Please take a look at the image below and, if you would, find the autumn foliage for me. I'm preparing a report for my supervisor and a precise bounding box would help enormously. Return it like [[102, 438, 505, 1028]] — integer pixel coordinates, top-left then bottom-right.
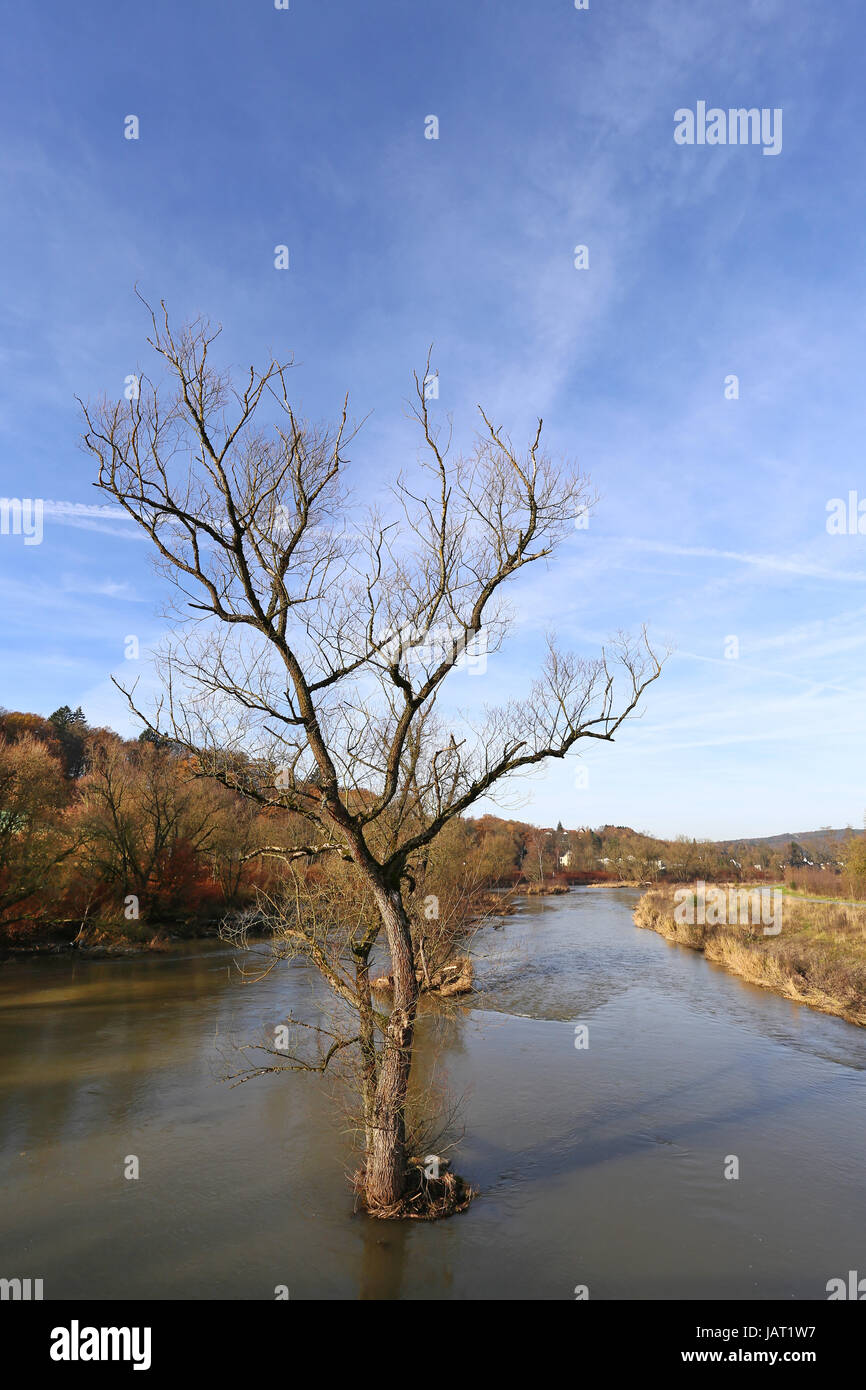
[[0, 706, 280, 943], [1, 705, 861, 948]]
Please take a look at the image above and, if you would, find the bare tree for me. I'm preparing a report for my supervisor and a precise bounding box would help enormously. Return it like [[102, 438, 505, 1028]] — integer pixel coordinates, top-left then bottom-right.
[[79, 301, 664, 1216]]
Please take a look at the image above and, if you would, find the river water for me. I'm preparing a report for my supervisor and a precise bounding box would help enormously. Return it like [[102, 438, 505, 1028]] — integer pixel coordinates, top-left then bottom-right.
[[1, 887, 864, 1300]]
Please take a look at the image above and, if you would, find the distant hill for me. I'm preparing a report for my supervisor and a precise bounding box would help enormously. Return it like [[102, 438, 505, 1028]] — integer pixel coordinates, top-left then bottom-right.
[[714, 828, 854, 852]]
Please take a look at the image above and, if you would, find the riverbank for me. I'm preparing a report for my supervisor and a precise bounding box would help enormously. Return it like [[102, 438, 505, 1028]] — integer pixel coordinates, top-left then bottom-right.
[[2, 884, 523, 960], [0, 919, 223, 958], [634, 886, 866, 1027]]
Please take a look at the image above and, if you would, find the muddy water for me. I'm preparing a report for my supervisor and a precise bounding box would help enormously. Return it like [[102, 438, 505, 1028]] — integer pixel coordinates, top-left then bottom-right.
[[1, 888, 865, 1300]]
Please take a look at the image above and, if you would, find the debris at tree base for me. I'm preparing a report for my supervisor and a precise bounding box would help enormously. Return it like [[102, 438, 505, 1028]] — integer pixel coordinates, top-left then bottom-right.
[[429, 956, 473, 995], [353, 1158, 476, 1220], [370, 955, 473, 997]]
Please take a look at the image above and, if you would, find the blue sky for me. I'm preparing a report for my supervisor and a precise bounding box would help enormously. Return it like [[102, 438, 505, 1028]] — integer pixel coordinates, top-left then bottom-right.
[[1, 0, 865, 840]]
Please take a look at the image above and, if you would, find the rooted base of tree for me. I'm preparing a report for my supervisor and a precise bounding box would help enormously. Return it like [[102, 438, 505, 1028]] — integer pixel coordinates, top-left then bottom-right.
[[353, 1159, 476, 1221]]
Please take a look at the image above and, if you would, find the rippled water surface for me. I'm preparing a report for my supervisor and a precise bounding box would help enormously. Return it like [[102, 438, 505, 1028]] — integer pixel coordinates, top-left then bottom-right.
[[2, 888, 865, 1299]]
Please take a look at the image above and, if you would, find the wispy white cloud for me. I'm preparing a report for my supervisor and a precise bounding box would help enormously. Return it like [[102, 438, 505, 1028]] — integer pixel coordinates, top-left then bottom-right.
[[615, 539, 866, 584], [40, 501, 146, 540]]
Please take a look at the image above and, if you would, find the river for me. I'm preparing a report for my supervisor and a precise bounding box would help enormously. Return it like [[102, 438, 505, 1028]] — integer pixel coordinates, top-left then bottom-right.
[[1, 887, 864, 1300]]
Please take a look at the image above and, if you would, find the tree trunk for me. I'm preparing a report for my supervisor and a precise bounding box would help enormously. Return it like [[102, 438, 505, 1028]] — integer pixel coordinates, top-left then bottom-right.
[[354, 948, 377, 1158], [364, 884, 418, 1211]]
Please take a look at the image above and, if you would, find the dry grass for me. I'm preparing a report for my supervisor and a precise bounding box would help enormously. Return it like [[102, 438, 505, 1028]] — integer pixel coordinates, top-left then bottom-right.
[[634, 887, 866, 1027]]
